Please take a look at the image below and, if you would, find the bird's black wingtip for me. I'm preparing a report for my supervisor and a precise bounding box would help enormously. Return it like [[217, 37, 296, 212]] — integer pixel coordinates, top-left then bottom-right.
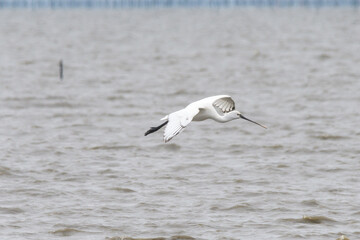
[[144, 121, 168, 137], [144, 127, 156, 136]]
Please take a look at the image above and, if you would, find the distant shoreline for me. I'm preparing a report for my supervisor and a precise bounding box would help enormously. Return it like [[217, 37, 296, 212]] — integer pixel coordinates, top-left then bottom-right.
[[1, 0, 359, 9]]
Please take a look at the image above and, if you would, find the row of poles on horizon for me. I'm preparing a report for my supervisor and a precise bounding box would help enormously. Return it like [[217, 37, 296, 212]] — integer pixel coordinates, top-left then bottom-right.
[[1, 0, 360, 8]]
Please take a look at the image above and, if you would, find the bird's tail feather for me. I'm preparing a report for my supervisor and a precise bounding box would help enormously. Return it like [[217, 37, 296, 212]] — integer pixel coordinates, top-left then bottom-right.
[[160, 115, 169, 121]]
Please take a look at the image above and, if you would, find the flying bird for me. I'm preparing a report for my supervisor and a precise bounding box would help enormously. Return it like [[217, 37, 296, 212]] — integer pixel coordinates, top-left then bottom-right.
[[145, 95, 267, 143]]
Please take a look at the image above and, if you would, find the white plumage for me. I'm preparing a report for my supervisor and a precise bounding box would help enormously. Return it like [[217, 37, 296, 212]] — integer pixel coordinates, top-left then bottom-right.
[[145, 95, 266, 143]]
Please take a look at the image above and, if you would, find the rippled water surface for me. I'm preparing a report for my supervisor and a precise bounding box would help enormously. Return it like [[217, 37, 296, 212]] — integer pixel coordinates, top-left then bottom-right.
[[1, 8, 360, 240]]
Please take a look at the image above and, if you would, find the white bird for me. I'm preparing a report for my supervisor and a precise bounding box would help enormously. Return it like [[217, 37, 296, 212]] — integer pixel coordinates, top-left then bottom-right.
[[145, 95, 267, 143]]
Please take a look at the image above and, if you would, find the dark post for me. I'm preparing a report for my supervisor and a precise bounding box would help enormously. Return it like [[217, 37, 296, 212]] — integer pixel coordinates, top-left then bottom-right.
[[59, 60, 63, 80]]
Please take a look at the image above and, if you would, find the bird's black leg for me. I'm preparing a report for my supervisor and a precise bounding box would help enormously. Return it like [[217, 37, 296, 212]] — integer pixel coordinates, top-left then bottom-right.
[[144, 121, 168, 136]]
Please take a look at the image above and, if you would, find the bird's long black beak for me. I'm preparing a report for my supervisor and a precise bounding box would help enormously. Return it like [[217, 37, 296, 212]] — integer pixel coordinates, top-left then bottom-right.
[[240, 114, 267, 129]]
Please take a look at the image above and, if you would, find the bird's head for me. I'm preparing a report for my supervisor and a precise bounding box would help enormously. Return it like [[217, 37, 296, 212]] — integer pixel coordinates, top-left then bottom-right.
[[230, 110, 267, 129], [226, 110, 242, 120]]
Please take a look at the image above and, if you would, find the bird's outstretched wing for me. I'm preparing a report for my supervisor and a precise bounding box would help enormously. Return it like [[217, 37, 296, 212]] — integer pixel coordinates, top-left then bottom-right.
[[163, 107, 199, 143], [213, 96, 235, 113]]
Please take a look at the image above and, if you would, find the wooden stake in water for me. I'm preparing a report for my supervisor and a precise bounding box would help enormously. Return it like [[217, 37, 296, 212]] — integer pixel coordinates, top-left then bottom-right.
[[59, 60, 63, 80]]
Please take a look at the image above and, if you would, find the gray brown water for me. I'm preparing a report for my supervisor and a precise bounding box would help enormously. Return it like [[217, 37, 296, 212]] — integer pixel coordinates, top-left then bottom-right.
[[1, 9, 360, 240]]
